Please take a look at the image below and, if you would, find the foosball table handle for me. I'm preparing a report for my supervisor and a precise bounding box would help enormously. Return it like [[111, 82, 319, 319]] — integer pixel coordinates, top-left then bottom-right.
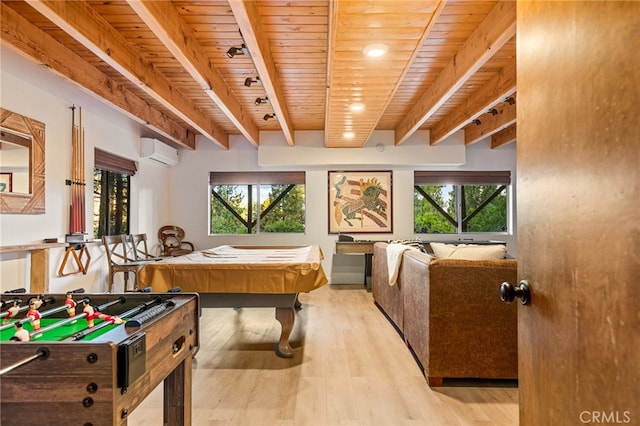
[[125, 300, 176, 327], [0, 347, 50, 376]]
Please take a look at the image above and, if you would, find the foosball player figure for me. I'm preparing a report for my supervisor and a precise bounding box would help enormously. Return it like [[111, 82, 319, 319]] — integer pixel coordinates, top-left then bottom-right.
[[64, 292, 77, 317], [82, 300, 124, 328], [10, 320, 30, 342], [25, 301, 42, 330], [3, 299, 20, 324], [29, 294, 45, 310]]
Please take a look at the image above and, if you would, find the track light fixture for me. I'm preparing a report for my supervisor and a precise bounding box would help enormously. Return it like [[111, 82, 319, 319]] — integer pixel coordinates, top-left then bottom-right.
[[505, 96, 515, 105], [244, 76, 260, 87], [255, 97, 269, 106], [263, 113, 276, 121], [226, 44, 248, 58], [472, 119, 482, 126]]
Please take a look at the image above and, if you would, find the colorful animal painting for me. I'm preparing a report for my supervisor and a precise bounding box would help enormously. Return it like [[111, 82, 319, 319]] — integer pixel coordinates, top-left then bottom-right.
[[330, 172, 391, 233]]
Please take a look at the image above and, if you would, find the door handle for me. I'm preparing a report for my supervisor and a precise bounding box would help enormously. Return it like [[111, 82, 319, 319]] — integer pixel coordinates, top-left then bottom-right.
[[500, 280, 531, 305]]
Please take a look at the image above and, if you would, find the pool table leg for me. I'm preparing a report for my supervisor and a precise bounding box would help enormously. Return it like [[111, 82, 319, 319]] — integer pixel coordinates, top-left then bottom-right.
[[274, 306, 295, 358], [294, 294, 302, 309]]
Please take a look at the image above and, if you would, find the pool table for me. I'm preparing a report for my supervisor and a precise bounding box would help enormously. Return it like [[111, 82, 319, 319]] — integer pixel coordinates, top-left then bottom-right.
[[138, 245, 328, 357]]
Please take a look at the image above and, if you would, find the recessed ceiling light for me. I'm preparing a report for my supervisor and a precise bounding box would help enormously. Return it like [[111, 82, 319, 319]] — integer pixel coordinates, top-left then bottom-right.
[[343, 131, 355, 139], [349, 102, 365, 112], [363, 43, 388, 58]]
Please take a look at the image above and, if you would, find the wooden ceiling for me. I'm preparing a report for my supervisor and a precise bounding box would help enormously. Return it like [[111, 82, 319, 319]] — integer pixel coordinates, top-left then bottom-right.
[[0, 0, 517, 151]]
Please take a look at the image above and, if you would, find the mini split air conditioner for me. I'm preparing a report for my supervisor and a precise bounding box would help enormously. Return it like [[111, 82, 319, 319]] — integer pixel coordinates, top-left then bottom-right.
[[140, 138, 179, 167]]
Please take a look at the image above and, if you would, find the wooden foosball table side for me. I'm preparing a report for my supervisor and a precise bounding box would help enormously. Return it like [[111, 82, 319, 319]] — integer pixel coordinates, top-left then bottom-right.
[[0, 293, 200, 426]]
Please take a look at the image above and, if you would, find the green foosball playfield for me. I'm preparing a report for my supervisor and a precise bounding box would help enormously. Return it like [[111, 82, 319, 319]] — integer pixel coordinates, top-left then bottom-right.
[[1, 317, 119, 341]]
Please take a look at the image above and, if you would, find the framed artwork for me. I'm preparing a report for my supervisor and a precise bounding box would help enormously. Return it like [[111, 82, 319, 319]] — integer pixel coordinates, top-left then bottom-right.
[[328, 170, 392, 234], [0, 172, 12, 192]]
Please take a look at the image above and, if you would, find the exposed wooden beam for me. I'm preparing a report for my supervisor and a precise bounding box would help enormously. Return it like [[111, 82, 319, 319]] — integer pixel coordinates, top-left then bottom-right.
[[464, 98, 517, 145], [395, 0, 516, 145], [430, 58, 516, 145], [229, 0, 295, 146], [25, 0, 228, 149], [0, 3, 195, 149], [127, 0, 259, 146], [491, 123, 517, 148], [324, 0, 337, 145]]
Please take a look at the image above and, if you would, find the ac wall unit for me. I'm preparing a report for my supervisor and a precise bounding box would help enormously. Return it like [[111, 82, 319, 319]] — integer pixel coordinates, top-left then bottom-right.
[[140, 138, 179, 167]]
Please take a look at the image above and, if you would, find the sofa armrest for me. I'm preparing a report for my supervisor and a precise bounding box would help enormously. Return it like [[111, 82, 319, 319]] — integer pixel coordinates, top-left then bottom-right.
[[400, 251, 433, 371], [402, 253, 518, 381], [372, 242, 405, 332]]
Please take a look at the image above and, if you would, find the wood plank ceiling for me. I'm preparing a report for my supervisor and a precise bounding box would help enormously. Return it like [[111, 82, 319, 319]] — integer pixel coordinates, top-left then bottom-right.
[[0, 0, 517, 151]]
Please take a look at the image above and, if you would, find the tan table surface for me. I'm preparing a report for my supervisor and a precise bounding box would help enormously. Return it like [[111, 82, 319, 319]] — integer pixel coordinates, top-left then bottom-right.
[[138, 245, 328, 293]]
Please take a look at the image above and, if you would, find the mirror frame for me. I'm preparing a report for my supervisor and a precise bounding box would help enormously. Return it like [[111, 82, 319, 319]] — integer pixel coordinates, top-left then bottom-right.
[[0, 108, 45, 214]]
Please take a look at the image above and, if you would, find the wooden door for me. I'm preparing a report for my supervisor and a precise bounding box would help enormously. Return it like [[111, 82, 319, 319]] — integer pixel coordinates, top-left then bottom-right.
[[516, 2, 639, 425]]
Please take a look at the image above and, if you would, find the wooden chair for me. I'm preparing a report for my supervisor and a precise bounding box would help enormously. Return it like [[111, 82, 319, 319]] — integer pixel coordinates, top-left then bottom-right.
[[129, 233, 163, 261], [102, 234, 154, 292], [158, 226, 195, 256]]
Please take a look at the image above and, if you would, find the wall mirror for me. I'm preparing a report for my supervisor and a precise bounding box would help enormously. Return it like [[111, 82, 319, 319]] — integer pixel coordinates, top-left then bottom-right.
[[0, 108, 45, 214]]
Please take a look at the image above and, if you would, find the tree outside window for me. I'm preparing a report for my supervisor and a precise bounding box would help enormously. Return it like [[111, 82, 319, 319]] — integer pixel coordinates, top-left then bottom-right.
[[93, 149, 135, 238], [414, 171, 510, 235], [259, 184, 305, 233], [209, 172, 305, 235], [93, 169, 130, 238]]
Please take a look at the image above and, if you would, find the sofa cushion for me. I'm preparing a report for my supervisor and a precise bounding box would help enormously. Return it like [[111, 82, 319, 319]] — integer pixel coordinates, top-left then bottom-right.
[[430, 242, 507, 260]]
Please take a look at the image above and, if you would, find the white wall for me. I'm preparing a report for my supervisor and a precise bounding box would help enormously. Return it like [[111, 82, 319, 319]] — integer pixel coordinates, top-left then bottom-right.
[[1, 46, 517, 290], [0, 47, 172, 293]]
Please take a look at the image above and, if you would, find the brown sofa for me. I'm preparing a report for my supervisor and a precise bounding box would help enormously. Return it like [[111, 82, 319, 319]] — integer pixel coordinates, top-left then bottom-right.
[[372, 242, 518, 386]]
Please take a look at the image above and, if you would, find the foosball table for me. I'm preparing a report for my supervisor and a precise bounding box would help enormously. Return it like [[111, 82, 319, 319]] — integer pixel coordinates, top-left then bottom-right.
[[0, 291, 199, 426]]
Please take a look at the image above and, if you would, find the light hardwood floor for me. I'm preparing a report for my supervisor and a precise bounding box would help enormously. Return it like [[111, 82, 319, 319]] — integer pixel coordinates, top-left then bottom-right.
[[129, 285, 518, 425]]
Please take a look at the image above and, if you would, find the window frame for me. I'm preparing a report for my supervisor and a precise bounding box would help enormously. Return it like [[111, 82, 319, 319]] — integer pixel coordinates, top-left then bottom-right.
[[413, 171, 511, 236], [93, 149, 135, 238], [208, 171, 306, 235]]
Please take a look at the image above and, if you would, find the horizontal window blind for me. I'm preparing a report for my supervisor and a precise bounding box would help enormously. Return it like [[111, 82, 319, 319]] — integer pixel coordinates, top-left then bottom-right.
[[94, 148, 137, 176], [414, 171, 510, 185], [209, 171, 305, 185]]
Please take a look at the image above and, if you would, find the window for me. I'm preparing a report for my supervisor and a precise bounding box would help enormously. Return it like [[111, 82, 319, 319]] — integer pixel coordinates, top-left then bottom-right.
[[414, 171, 510, 235], [93, 149, 136, 238], [209, 172, 305, 234]]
